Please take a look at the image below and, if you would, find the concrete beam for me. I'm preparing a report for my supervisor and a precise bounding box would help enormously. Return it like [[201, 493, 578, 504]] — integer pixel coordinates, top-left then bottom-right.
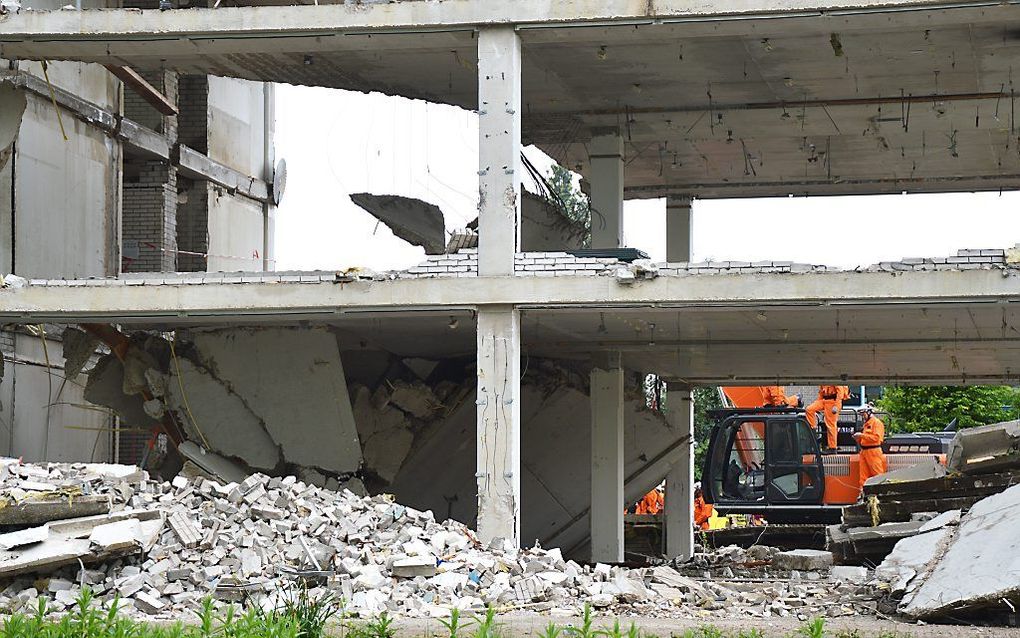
[[588, 130, 624, 250], [665, 196, 693, 263], [4, 269, 1020, 323], [476, 306, 521, 546], [0, 2, 995, 47], [103, 65, 178, 116], [176, 145, 270, 202], [477, 27, 522, 277], [590, 352, 624, 563], [664, 384, 694, 560]]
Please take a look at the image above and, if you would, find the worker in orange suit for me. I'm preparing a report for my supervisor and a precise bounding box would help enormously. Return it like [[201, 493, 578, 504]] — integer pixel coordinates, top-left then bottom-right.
[[762, 386, 800, 408], [635, 488, 664, 515], [854, 404, 887, 488], [693, 485, 713, 530], [805, 385, 850, 452]]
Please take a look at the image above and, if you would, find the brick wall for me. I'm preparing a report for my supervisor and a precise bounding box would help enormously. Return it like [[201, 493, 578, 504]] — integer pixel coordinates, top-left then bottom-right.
[[122, 161, 178, 272], [175, 75, 211, 271]]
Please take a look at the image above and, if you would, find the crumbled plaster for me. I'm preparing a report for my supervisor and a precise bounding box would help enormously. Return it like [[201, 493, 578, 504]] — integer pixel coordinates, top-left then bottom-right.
[[0, 83, 26, 173]]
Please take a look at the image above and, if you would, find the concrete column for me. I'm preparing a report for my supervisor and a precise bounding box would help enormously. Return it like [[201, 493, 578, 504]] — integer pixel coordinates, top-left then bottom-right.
[[666, 195, 693, 262], [476, 306, 521, 546], [590, 352, 624, 563], [588, 130, 625, 249], [664, 384, 695, 560], [477, 27, 522, 277]]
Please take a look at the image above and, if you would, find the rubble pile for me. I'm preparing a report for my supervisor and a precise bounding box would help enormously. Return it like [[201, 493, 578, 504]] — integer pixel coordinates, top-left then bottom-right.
[[0, 460, 878, 620]]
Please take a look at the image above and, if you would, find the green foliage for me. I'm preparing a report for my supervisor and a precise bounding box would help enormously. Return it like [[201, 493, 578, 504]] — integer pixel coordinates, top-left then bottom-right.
[[877, 385, 1020, 432], [547, 164, 591, 241], [693, 387, 723, 480]]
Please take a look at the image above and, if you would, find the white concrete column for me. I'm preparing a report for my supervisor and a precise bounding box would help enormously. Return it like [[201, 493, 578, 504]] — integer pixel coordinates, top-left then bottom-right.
[[665, 195, 693, 263], [477, 27, 522, 277], [476, 305, 521, 546], [664, 384, 695, 560], [590, 352, 624, 563], [588, 130, 624, 249]]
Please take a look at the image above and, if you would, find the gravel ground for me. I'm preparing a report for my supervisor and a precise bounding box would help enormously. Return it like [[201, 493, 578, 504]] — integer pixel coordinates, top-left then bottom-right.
[[390, 613, 1018, 638]]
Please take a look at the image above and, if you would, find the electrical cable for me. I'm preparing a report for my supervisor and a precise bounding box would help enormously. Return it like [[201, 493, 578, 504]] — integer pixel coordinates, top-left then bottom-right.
[[168, 338, 211, 450]]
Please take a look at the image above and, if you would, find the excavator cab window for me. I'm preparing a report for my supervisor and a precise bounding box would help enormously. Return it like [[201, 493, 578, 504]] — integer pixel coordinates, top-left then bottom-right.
[[708, 418, 767, 503], [765, 419, 824, 504]]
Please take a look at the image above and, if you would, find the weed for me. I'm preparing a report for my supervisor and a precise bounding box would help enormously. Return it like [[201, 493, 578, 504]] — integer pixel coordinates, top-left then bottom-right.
[[799, 617, 827, 638], [566, 603, 597, 638], [472, 607, 501, 638], [539, 623, 564, 638], [440, 607, 473, 638], [735, 630, 764, 638]]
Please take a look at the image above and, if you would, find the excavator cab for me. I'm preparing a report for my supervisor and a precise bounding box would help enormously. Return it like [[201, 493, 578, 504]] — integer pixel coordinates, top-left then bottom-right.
[[703, 409, 829, 521]]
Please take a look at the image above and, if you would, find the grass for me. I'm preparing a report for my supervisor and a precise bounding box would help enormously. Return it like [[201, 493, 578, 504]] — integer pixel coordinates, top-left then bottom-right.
[[0, 590, 910, 638]]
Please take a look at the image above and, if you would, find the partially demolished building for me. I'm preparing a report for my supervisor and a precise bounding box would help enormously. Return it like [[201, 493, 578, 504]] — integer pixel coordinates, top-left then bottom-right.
[[5, 0, 1020, 570]]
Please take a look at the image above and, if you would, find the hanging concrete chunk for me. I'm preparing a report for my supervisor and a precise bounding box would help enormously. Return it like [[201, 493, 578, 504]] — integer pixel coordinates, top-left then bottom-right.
[[350, 193, 446, 255]]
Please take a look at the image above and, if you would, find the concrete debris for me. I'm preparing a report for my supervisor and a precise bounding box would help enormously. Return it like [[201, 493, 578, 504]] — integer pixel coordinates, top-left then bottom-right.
[[0, 524, 49, 550], [0, 462, 873, 621], [947, 419, 1020, 475], [350, 193, 447, 255], [177, 441, 248, 485], [894, 482, 1020, 620], [445, 230, 477, 253], [864, 458, 946, 487], [61, 327, 100, 379], [773, 550, 834, 571]]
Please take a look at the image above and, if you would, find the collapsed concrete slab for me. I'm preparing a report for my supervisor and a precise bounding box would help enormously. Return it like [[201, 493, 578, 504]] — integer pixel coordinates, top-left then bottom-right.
[[184, 327, 362, 475], [167, 358, 281, 471], [947, 419, 1020, 475], [350, 193, 446, 255], [899, 483, 1020, 619]]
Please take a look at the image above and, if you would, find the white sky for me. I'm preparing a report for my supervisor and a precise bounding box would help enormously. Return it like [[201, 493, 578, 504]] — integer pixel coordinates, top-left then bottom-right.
[[275, 85, 1020, 272]]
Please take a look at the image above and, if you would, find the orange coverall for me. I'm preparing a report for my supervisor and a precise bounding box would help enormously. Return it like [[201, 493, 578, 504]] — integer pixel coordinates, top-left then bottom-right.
[[694, 494, 714, 530], [857, 415, 888, 488], [762, 386, 799, 408], [635, 490, 664, 515], [805, 385, 850, 449]]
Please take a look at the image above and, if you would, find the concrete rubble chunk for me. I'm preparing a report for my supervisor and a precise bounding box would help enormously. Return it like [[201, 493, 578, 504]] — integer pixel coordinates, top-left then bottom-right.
[[864, 457, 946, 486], [392, 556, 436, 578], [167, 511, 202, 549], [0, 523, 49, 550], [774, 549, 834, 571], [88, 519, 144, 552], [947, 419, 1020, 475], [829, 566, 869, 584]]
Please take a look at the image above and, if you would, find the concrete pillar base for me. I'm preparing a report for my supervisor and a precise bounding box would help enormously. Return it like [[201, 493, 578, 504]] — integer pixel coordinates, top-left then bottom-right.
[[590, 352, 624, 563], [476, 306, 521, 546], [665, 384, 694, 560]]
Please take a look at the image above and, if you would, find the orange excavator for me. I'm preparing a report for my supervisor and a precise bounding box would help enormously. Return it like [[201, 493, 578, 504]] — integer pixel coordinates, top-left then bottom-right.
[[700, 386, 951, 523]]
